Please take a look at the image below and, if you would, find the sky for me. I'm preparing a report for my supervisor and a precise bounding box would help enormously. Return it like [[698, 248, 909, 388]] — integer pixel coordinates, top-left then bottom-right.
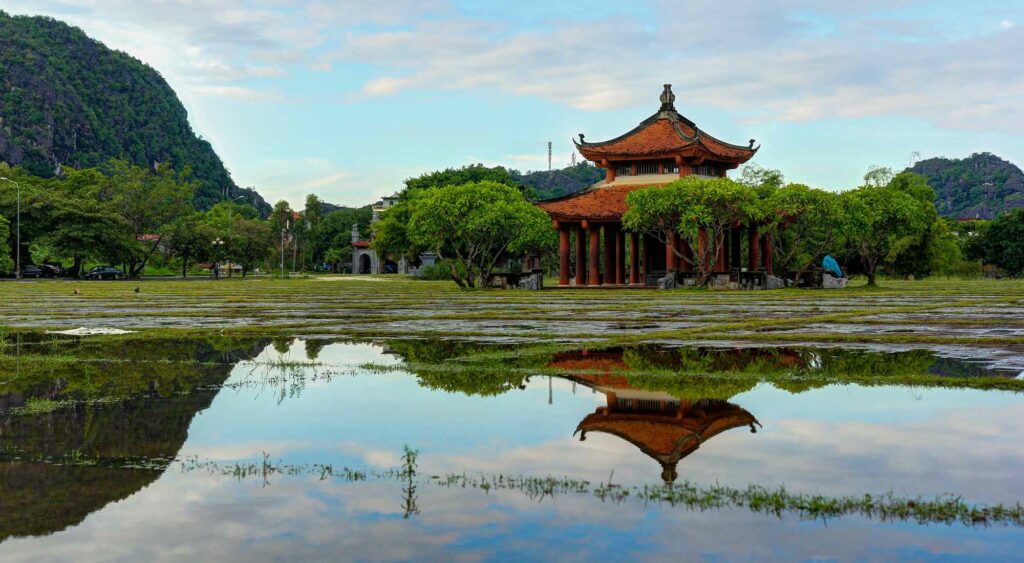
[[6, 0, 1024, 207]]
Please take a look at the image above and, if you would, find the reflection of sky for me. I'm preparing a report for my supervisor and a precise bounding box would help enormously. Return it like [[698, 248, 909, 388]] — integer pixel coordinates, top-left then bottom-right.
[[188, 341, 1024, 503], [4, 340, 1024, 561]]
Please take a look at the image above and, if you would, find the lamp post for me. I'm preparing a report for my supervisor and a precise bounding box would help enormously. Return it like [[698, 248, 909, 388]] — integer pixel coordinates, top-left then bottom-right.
[[226, 195, 245, 278], [0, 177, 20, 280], [212, 237, 224, 279]]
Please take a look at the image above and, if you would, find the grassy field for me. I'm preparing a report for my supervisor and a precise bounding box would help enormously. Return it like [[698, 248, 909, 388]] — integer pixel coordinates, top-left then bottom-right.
[[1, 275, 1023, 346]]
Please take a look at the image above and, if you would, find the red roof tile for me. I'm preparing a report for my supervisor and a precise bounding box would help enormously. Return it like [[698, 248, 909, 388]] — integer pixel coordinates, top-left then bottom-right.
[[536, 184, 660, 221], [575, 84, 757, 164]]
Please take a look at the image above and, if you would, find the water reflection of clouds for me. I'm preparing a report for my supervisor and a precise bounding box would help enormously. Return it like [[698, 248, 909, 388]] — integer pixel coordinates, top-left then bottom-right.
[[4, 470, 1018, 562]]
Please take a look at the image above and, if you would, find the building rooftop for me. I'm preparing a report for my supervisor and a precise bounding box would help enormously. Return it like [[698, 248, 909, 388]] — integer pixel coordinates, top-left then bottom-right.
[[575, 84, 758, 164]]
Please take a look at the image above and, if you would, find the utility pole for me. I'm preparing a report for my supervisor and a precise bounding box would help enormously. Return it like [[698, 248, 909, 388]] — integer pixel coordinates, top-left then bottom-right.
[[226, 195, 244, 278], [0, 178, 20, 279], [547, 141, 552, 172]]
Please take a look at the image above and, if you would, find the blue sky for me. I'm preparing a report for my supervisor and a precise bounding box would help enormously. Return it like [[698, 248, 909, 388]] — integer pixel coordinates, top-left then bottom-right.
[[7, 0, 1024, 207]]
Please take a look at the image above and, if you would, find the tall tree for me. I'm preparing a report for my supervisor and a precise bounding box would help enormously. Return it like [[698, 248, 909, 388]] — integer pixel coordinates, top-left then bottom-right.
[[164, 213, 215, 278], [623, 177, 764, 285], [405, 181, 552, 287], [841, 185, 931, 286], [967, 209, 1024, 276], [766, 184, 845, 277], [101, 160, 196, 277]]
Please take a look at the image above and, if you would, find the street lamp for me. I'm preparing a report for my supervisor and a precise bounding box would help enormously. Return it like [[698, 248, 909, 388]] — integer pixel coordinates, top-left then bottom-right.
[[0, 177, 20, 280], [212, 237, 224, 279]]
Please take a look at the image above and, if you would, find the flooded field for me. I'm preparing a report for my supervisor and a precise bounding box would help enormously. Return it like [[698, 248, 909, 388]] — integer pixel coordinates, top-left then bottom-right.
[[2, 278, 1024, 561]]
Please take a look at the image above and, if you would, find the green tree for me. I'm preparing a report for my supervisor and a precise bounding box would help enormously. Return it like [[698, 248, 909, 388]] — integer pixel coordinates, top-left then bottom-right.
[[230, 217, 275, 276], [164, 213, 215, 278], [738, 164, 785, 194], [766, 184, 845, 277], [623, 177, 764, 285], [405, 181, 552, 288], [969, 209, 1024, 276], [41, 197, 134, 277], [316, 206, 372, 271], [863, 165, 895, 188], [841, 185, 931, 286], [0, 216, 13, 273], [101, 160, 196, 277]]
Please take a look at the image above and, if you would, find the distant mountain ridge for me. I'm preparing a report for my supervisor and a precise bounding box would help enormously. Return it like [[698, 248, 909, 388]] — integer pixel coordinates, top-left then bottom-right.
[[906, 152, 1024, 220], [0, 12, 270, 215]]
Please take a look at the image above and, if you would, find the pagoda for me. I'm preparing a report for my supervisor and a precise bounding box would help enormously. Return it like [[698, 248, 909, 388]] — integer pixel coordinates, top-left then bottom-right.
[[537, 84, 767, 287], [546, 348, 759, 483]]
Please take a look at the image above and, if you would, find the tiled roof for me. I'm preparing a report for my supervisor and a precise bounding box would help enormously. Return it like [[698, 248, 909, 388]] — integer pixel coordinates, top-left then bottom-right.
[[576, 404, 757, 461], [580, 119, 694, 157], [575, 84, 757, 163], [536, 184, 660, 221]]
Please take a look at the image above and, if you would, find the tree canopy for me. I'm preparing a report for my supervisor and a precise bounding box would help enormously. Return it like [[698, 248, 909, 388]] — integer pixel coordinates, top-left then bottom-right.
[[406, 181, 553, 287]]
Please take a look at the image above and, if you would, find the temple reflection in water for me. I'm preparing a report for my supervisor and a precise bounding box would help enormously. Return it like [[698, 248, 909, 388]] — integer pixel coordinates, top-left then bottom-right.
[[548, 349, 760, 483]]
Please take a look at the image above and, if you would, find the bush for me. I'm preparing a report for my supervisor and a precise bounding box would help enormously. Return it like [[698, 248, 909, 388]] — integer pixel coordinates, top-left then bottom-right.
[[417, 263, 452, 281]]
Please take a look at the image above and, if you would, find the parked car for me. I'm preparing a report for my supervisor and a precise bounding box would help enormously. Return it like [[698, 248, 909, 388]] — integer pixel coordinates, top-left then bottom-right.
[[21, 264, 43, 278], [84, 266, 125, 280], [41, 264, 64, 278]]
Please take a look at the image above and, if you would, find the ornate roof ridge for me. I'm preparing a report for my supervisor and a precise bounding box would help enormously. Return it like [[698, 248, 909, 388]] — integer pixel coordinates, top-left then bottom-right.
[[695, 128, 760, 153], [573, 84, 757, 156], [574, 108, 695, 149]]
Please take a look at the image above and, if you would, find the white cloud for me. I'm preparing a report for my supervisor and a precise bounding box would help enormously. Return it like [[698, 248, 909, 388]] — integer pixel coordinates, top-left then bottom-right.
[[330, 3, 1024, 134], [1001, 20, 1015, 29]]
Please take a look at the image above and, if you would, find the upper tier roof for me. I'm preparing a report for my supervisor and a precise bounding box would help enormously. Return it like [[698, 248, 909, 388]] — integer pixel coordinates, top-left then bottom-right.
[[575, 84, 758, 163]]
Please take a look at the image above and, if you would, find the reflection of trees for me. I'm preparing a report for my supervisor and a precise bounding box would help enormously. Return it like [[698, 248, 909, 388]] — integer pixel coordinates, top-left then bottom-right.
[[0, 336, 268, 542], [0, 336, 270, 407], [385, 339, 533, 397]]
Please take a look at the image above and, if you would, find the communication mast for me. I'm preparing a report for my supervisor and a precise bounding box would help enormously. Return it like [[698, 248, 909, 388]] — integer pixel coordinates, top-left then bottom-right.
[[547, 141, 552, 171]]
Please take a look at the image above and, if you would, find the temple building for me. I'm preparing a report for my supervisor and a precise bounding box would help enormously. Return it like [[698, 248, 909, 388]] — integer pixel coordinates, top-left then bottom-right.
[[547, 349, 759, 483], [537, 84, 771, 287]]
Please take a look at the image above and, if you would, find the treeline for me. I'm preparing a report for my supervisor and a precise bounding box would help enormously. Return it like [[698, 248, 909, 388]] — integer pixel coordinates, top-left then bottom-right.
[[0, 160, 371, 277], [374, 162, 1024, 288], [626, 165, 977, 285]]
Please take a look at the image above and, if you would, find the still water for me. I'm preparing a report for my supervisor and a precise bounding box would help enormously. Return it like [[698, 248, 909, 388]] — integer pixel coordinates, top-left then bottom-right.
[[2, 337, 1023, 561]]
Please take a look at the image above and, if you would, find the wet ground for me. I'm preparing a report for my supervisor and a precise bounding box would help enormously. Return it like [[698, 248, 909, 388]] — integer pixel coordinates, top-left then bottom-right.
[[2, 331, 1023, 561]]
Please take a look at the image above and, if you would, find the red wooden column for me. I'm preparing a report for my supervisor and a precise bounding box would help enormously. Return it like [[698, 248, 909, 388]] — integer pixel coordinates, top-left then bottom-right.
[[603, 225, 617, 286], [629, 232, 640, 285], [574, 225, 586, 286], [614, 226, 625, 285], [714, 232, 726, 273], [558, 223, 570, 286], [749, 227, 761, 270], [665, 230, 678, 271], [587, 222, 601, 286], [730, 227, 742, 271], [763, 232, 774, 275]]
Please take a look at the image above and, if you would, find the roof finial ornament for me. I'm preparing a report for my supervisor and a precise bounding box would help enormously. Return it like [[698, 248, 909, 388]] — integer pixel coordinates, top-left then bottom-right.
[[659, 84, 676, 112], [748, 139, 756, 149], [578, 133, 585, 143]]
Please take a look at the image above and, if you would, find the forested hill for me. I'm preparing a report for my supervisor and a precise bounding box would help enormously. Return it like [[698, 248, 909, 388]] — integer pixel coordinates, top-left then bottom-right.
[[0, 12, 269, 215], [906, 153, 1024, 220], [516, 163, 605, 200]]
